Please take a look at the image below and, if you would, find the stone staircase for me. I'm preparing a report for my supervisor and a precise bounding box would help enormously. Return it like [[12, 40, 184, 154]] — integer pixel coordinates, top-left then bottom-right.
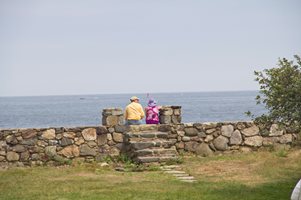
[[125, 130, 179, 164]]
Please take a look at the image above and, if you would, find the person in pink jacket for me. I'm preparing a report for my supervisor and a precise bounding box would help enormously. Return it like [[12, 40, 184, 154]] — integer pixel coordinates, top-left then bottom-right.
[[145, 98, 160, 124]]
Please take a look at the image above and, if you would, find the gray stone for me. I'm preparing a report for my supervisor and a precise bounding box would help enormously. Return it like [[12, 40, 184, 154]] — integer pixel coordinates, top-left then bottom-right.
[[63, 132, 76, 139], [80, 144, 96, 156], [221, 125, 234, 137], [20, 151, 30, 161], [182, 136, 191, 142], [159, 115, 171, 124], [204, 135, 214, 143], [213, 136, 229, 151], [229, 130, 242, 145], [0, 141, 7, 150], [112, 132, 124, 143], [59, 145, 79, 158], [0, 151, 5, 156], [236, 122, 246, 130], [241, 125, 259, 137], [55, 134, 63, 140], [177, 130, 185, 136], [37, 140, 48, 147], [21, 129, 37, 139], [269, 124, 284, 136], [107, 133, 113, 141], [45, 146, 57, 157], [131, 142, 154, 150], [6, 135, 18, 145], [244, 136, 263, 147], [160, 107, 173, 115], [6, 152, 19, 161], [174, 109, 181, 116], [184, 141, 199, 152], [114, 125, 129, 133], [184, 128, 198, 136], [198, 132, 207, 138], [42, 129, 56, 140], [195, 143, 213, 157], [279, 134, 293, 144], [75, 138, 85, 145], [175, 142, 184, 150], [263, 137, 279, 146], [0, 156, 5, 161], [48, 140, 58, 145], [61, 137, 73, 146], [97, 126, 108, 134], [12, 145, 26, 153], [102, 115, 124, 126], [82, 128, 97, 141], [31, 154, 40, 161], [87, 141, 97, 147], [97, 134, 108, 146], [108, 127, 115, 133], [206, 128, 216, 134], [158, 124, 172, 132], [202, 122, 218, 129], [139, 125, 158, 132], [21, 138, 37, 146], [16, 136, 23, 141], [171, 115, 181, 124]]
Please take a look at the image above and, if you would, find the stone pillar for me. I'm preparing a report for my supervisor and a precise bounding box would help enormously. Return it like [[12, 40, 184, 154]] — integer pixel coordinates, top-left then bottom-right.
[[159, 106, 182, 124], [102, 108, 124, 126]]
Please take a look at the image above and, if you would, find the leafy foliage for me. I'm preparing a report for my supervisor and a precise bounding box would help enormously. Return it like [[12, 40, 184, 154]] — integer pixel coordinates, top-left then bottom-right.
[[248, 55, 301, 129]]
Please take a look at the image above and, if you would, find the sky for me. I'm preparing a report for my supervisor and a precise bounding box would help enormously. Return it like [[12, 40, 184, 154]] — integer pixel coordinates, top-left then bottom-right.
[[0, 0, 300, 97]]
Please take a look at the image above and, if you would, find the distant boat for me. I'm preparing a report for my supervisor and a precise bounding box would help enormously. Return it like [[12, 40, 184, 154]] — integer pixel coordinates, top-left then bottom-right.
[[80, 98, 85, 100]]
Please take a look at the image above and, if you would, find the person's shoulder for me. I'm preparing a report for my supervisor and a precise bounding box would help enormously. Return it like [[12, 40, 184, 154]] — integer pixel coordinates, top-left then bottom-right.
[[125, 103, 132, 108]]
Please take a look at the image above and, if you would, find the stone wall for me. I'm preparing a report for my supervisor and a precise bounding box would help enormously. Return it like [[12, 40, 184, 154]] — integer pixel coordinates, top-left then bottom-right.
[[0, 106, 299, 167], [159, 106, 182, 124], [0, 122, 299, 167]]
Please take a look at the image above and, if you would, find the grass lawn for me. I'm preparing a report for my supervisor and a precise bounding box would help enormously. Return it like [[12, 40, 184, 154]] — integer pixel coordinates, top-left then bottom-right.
[[0, 148, 301, 200]]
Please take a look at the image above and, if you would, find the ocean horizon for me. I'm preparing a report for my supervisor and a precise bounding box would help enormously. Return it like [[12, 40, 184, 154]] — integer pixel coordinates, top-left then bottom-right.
[[0, 90, 265, 129]]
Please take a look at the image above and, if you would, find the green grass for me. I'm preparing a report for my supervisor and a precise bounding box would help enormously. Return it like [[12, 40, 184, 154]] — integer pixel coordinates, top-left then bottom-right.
[[1, 148, 301, 200]]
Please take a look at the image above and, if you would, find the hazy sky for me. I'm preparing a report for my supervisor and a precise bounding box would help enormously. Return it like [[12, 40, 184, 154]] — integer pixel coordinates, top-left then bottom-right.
[[1, 0, 300, 96]]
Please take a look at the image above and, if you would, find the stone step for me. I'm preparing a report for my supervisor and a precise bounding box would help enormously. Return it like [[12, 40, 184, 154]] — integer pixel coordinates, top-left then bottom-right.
[[135, 155, 179, 163], [172, 173, 190, 177], [160, 165, 180, 169], [125, 132, 168, 139], [165, 170, 186, 174], [130, 141, 173, 150], [134, 148, 178, 157], [181, 179, 197, 183], [177, 176, 195, 180], [127, 125, 159, 132]]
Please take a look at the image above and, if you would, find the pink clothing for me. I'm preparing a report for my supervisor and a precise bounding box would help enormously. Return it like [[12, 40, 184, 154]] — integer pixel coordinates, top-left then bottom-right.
[[145, 106, 160, 124]]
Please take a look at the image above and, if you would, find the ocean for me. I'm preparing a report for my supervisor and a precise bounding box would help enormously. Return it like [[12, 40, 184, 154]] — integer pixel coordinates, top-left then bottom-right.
[[0, 91, 266, 129]]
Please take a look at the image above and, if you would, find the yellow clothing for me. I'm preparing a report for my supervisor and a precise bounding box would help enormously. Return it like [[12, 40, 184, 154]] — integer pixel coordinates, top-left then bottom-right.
[[125, 102, 145, 120]]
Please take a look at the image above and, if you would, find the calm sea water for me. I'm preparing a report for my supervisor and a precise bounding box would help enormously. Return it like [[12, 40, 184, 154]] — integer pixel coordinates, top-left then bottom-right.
[[0, 91, 266, 128]]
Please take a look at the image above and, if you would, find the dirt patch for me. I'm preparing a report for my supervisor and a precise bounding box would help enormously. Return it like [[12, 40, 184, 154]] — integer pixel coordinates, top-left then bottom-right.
[[189, 160, 267, 185]]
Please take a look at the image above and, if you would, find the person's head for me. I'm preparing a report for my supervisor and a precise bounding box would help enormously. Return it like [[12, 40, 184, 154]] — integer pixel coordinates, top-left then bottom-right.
[[148, 98, 157, 107], [130, 96, 140, 103]]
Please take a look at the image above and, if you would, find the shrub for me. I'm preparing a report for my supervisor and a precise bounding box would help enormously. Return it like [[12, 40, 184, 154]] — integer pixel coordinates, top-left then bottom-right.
[[247, 55, 301, 131]]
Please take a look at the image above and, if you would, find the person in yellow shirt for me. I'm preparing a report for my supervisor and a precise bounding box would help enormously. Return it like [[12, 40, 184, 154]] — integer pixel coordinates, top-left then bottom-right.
[[125, 96, 145, 125]]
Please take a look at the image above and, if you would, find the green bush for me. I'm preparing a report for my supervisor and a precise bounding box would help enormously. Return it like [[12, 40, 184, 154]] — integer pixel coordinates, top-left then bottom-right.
[[247, 55, 301, 131]]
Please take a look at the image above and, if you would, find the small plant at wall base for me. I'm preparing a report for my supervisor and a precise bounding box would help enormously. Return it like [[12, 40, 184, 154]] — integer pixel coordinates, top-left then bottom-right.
[[246, 55, 301, 132]]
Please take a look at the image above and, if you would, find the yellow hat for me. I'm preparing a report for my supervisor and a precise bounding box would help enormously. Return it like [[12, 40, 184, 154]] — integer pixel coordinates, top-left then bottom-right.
[[130, 96, 139, 101]]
